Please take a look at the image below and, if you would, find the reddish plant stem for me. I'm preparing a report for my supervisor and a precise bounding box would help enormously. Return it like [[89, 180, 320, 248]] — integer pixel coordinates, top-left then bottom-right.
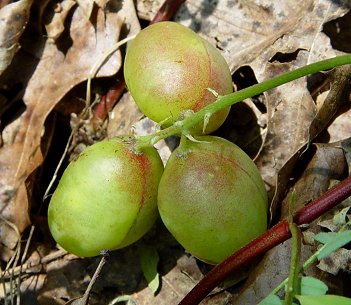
[[92, 0, 185, 120], [295, 175, 351, 224], [179, 175, 351, 305], [151, 0, 186, 24], [93, 80, 126, 121]]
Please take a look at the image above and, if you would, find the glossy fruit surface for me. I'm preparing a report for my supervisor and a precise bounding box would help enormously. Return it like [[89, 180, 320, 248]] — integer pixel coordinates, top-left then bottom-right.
[[157, 136, 268, 264], [124, 21, 233, 134], [48, 137, 164, 257]]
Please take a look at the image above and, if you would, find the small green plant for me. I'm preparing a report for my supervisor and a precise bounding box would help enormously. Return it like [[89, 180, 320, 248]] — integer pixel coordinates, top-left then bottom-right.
[[258, 224, 351, 305]]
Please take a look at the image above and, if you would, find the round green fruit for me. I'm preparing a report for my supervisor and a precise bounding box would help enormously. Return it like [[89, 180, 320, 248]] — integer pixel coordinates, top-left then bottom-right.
[[48, 137, 164, 257], [124, 21, 233, 134], [157, 136, 268, 264]]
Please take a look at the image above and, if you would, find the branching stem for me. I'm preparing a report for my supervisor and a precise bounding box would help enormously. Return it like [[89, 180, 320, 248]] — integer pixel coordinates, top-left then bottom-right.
[[136, 56, 351, 149]]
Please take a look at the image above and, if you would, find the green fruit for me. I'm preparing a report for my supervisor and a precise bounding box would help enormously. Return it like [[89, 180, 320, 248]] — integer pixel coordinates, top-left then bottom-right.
[[124, 21, 233, 134], [157, 136, 268, 264], [48, 137, 164, 257]]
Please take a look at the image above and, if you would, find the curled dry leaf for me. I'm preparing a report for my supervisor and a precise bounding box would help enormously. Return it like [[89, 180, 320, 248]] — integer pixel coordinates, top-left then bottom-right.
[[176, 0, 347, 72], [44, 0, 76, 41], [308, 65, 351, 141], [281, 143, 348, 218], [0, 0, 33, 74], [250, 1, 348, 198], [271, 64, 351, 216], [0, 3, 123, 252]]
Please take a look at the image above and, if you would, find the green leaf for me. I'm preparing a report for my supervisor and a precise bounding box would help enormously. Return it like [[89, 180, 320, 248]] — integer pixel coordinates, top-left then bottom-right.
[[314, 232, 338, 244], [314, 230, 351, 260], [299, 276, 328, 296], [296, 295, 351, 305], [139, 245, 160, 294], [258, 294, 283, 305]]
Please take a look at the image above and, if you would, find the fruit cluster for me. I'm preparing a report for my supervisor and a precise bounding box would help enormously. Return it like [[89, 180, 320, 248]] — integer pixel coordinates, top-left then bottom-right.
[[48, 22, 268, 264]]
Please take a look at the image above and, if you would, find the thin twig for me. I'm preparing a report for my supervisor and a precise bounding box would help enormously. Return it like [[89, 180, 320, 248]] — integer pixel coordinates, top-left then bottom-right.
[[16, 226, 35, 305], [0, 216, 21, 305], [0, 249, 67, 280], [68, 251, 109, 305]]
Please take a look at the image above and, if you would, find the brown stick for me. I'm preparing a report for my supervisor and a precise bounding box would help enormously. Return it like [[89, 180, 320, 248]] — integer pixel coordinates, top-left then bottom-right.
[[179, 175, 351, 305]]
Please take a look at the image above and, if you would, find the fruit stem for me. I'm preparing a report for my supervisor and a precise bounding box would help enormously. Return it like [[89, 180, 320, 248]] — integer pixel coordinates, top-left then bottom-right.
[[178, 175, 351, 305], [136, 55, 351, 147]]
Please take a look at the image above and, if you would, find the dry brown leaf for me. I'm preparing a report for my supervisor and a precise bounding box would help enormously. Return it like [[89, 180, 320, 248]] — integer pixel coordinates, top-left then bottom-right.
[[75, 0, 110, 19], [177, 0, 347, 72], [309, 65, 351, 142], [271, 66, 351, 215], [0, 0, 33, 74], [44, 0, 76, 41], [317, 248, 351, 275], [327, 107, 351, 143], [342, 137, 351, 169], [251, 2, 347, 193], [0, 3, 123, 251], [281, 143, 347, 218], [122, 0, 142, 37], [136, 0, 163, 20]]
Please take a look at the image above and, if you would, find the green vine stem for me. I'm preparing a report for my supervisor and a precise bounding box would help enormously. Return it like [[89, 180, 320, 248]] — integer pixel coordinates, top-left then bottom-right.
[[271, 220, 350, 296], [284, 222, 301, 305], [178, 175, 351, 305], [136, 55, 351, 148], [284, 191, 301, 305]]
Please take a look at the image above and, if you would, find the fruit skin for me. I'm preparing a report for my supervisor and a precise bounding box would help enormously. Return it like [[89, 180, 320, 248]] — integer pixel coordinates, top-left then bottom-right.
[[124, 21, 233, 134], [157, 136, 268, 264], [48, 137, 164, 257]]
